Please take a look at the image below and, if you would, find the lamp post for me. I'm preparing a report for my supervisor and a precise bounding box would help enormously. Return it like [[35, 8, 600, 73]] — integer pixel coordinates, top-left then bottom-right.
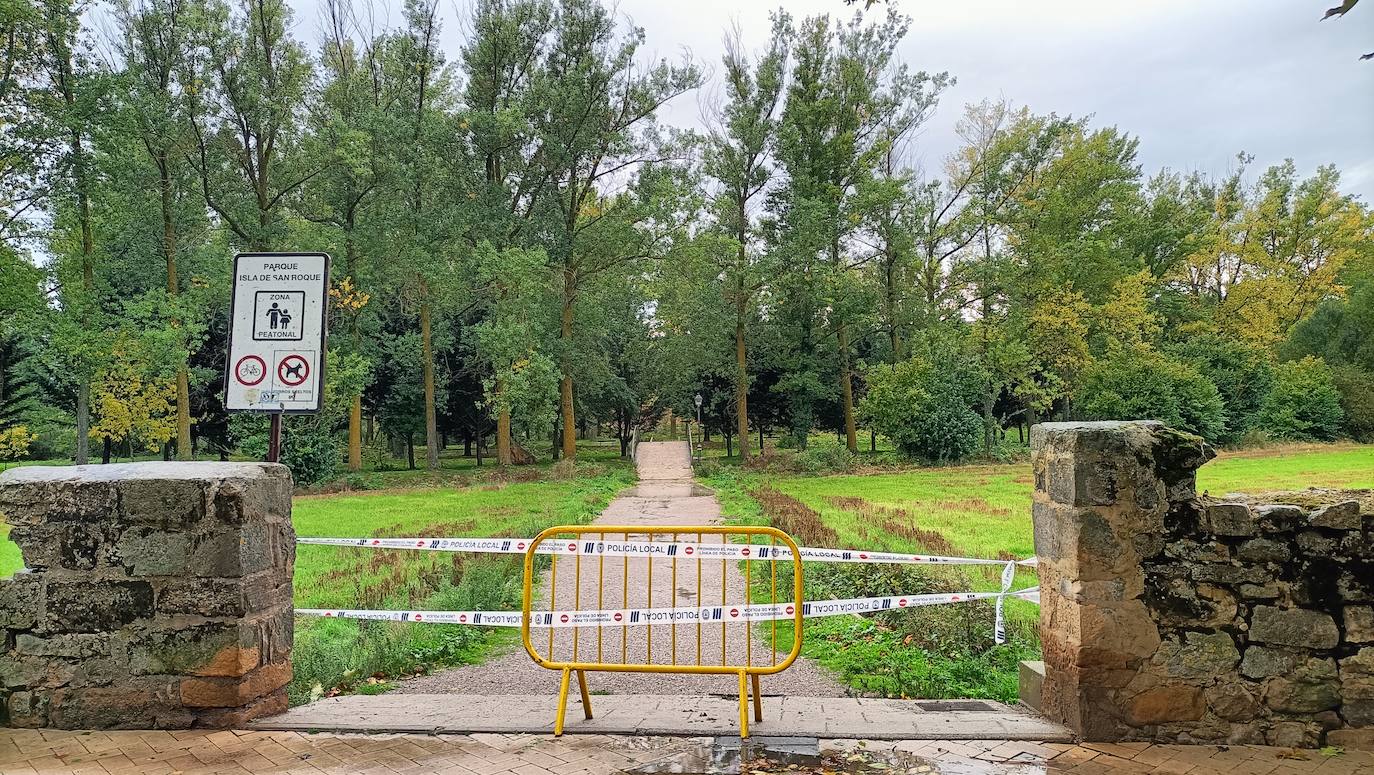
[[693, 393, 703, 461]]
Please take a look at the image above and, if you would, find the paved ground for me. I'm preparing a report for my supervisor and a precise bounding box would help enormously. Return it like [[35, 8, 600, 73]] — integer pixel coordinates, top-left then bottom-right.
[[4, 728, 1372, 775], [251, 694, 1070, 740], [396, 441, 846, 697]]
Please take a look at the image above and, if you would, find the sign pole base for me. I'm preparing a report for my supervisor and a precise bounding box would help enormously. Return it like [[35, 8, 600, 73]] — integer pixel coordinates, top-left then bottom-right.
[[268, 413, 282, 463]]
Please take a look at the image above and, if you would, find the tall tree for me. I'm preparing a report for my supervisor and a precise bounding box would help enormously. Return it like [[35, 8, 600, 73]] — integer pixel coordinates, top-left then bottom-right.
[[530, 0, 699, 460], [701, 16, 789, 461], [112, 0, 201, 458]]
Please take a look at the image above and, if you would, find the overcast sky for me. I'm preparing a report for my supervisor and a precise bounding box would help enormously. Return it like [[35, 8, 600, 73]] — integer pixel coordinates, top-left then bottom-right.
[[287, 0, 1374, 201]]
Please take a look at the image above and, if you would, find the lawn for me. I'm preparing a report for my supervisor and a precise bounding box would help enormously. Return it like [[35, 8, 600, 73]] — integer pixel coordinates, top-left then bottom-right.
[[702, 441, 1374, 701]]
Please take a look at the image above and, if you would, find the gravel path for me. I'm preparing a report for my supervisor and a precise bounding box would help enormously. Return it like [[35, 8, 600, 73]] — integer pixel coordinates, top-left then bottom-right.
[[395, 441, 848, 697]]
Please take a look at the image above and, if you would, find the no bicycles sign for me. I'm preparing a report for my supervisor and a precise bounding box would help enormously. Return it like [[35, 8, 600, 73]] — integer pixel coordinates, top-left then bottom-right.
[[225, 253, 330, 413]]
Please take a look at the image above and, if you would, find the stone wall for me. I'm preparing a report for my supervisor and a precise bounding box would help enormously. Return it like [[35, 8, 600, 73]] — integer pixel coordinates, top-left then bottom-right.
[[1031, 421, 1373, 749], [0, 462, 294, 729]]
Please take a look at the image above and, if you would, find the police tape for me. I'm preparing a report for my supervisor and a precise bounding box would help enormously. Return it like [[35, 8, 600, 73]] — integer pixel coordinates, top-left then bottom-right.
[[295, 586, 1040, 643], [296, 535, 1038, 569]]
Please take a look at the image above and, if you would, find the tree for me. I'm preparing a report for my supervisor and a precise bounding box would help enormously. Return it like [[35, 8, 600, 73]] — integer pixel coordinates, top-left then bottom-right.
[[111, 0, 202, 459], [1077, 350, 1227, 442], [39, 0, 104, 464], [529, 0, 699, 460], [1258, 356, 1344, 440], [300, 0, 393, 471], [190, 0, 315, 251], [860, 331, 982, 462]]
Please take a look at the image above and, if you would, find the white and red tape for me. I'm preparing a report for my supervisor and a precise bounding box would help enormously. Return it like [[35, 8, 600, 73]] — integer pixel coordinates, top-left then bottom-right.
[[295, 535, 1038, 643], [296, 535, 1037, 568]]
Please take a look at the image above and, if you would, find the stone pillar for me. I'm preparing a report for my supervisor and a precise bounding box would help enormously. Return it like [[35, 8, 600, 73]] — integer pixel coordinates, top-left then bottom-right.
[[0, 462, 294, 729], [1031, 421, 1214, 740]]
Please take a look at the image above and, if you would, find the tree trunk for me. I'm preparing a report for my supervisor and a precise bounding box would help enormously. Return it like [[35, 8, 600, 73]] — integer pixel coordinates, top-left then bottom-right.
[[758, 425, 764, 453], [496, 381, 512, 466], [734, 306, 750, 461], [419, 288, 439, 470], [158, 157, 192, 460], [76, 383, 90, 465], [559, 275, 576, 460], [724, 431, 732, 458], [837, 322, 858, 453], [406, 434, 415, 470], [348, 395, 363, 471]]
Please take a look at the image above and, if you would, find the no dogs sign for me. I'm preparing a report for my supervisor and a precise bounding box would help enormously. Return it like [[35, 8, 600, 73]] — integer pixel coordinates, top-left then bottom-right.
[[225, 253, 330, 413]]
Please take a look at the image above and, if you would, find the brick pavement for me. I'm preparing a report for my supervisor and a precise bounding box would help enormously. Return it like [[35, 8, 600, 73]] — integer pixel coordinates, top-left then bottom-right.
[[2, 728, 1372, 775]]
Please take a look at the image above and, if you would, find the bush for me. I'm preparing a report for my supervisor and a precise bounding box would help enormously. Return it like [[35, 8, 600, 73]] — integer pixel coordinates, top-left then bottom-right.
[[1332, 366, 1374, 441], [793, 440, 856, 475], [1258, 356, 1344, 441], [281, 421, 340, 486], [861, 344, 982, 463], [1077, 350, 1227, 442], [1173, 334, 1274, 443]]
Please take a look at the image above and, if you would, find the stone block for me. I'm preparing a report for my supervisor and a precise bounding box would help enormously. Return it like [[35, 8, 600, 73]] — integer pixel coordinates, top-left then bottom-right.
[[1237, 538, 1291, 564], [1249, 606, 1339, 649], [1346, 606, 1374, 643], [114, 528, 192, 576], [6, 691, 50, 728], [15, 633, 109, 659], [1205, 681, 1259, 721], [1295, 530, 1337, 556], [41, 580, 154, 634], [1263, 658, 1340, 713], [1309, 501, 1360, 530], [192, 688, 287, 727], [48, 678, 181, 730], [1126, 684, 1205, 725], [1018, 660, 1044, 711], [1155, 631, 1240, 679], [0, 573, 39, 630], [1202, 502, 1255, 536], [158, 578, 248, 618], [1240, 647, 1304, 679], [1326, 728, 1374, 751], [178, 660, 290, 707], [1254, 504, 1305, 532], [114, 621, 247, 676], [0, 470, 116, 526]]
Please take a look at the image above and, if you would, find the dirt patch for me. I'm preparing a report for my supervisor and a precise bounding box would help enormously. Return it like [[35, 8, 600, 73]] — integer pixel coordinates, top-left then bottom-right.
[[821, 496, 957, 555], [754, 488, 839, 546]]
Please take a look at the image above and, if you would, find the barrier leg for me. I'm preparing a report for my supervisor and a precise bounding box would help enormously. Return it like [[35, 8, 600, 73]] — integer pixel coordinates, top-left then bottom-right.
[[554, 668, 572, 736], [576, 669, 593, 719], [738, 670, 750, 739], [751, 674, 763, 722]]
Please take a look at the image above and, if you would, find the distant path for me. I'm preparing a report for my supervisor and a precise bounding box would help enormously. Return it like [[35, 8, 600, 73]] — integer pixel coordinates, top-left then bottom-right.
[[396, 441, 846, 696]]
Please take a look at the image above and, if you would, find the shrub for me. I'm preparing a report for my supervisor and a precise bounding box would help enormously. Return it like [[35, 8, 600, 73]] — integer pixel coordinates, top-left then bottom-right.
[[1332, 366, 1374, 441], [1258, 356, 1344, 441], [1077, 350, 1227, 442], [281, 422, 340, 486], [1173, 334, 1275, 443], [793, 440, 856, 475], [861, 345, 982, 463]]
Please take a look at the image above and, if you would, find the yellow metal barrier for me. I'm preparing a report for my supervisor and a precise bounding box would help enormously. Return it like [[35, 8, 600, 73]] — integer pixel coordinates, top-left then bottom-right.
[[521, 525, 804, 738]]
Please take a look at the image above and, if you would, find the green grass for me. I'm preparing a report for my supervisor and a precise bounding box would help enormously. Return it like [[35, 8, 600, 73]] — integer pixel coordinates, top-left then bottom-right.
[[289, 456, 634, 703], [0, 524, 20, 578], [705, 441, 1374, 701]]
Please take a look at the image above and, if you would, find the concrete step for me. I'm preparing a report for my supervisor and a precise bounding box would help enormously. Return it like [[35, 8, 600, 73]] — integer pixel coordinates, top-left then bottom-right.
[[249, 694, 1073, 741]]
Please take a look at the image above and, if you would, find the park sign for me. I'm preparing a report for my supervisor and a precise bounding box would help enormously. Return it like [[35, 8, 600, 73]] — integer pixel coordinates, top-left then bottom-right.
[[225, 252, 330, 413]]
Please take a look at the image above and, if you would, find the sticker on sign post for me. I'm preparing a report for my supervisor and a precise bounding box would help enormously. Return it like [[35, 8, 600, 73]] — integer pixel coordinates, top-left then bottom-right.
[[225, 253, 329, 413]]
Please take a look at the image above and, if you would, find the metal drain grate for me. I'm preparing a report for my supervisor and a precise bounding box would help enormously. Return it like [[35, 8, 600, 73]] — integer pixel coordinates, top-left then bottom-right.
[[911, 700, 1000, 712]]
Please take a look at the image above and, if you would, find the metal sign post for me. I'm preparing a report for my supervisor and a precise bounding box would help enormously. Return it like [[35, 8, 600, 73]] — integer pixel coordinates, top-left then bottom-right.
[[224, 252, 330, 462]]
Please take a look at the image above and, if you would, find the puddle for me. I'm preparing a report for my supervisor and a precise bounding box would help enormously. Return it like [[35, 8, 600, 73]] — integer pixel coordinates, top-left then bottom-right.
[[628, 739, 1045, 775], [622, 483, 716, 498]]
